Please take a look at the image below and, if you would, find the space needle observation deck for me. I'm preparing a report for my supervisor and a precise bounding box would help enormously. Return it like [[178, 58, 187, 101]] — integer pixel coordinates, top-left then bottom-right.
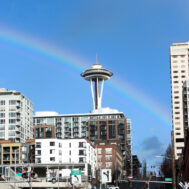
[[81, 60, 113, 110]]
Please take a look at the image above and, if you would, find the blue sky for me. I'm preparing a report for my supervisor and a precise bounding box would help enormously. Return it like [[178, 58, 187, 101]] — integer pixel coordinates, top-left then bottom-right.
[[0, 0, 189, 168]]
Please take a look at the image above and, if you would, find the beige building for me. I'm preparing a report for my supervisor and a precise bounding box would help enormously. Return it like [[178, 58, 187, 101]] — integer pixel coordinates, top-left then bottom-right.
[[170, 42, 189, 159], [0, 88, 33, 142]]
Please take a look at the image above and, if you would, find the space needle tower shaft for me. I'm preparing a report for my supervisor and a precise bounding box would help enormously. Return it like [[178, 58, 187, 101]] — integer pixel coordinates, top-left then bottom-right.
[[81, 58, 113, 110]]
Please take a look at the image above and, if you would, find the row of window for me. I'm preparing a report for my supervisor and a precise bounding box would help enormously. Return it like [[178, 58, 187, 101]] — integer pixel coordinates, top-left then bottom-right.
[[0, 119, 19, 124]]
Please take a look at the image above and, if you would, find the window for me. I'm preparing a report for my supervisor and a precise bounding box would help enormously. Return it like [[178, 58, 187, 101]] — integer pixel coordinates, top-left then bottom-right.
[[9, 119, 16, 124], [182, 75, 185, 78], [176, 133, 181, 135], [79, 150, 85, 155], [105, 162, 112, 168], [50, 157, 55, 162], [106, 155, 112, 161], [50, 142, 55, 146], [50, 149, 55, 154], [46, 127, 52, 138], [98, 156, 102, 162], [36, 142, 41, 148], [175, 117, 180, 120], [173, 76, 178, 78], [59, 150, 62, 155], [59, 143, 62, 148], [173, 81, 178, 83], [69, 151, 71, 155], [176, 138, 184, 142], [0, 125, 5, 130], [0, 120, 5, 124], [175, 112, 180, 114], [173, 71, 178, 73], [105, 148, 112, 154], [174, 107, 179, 109], [174, 101, 179, 104], [9, 100, 16, 105], [69, 143, 71, 148], [36, 150, 41, 155], [36, 158, 41, 163], [79, 142, 84, 147], [109, 125, 116, 139], [9, 113, 16, 117], [0, 113, 5, 118], [174, 96, 179, 99], [98, 148, 102, 154], [0, 100, 5, 105], [79, 157, 84, 163], [174, 91, 179, 94], [8, 131, 15, 136], [181, 70, 185, 73], [0, 132, 5, 137]]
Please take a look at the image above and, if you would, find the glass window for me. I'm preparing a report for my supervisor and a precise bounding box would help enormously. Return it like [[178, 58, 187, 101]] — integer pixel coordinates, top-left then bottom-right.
[[8, 131, 15, 136], [50, 157, 55, 162], [36, 142, 41, 148], [9, 113, 16, 117], [0, 113, 5, 118], [105, 148, 112, 154], [46, 127, 52, 138], [0, 100, 5, 105], [9, 100, 16, 105], [50, 149, 55, 154], [0, 132, 4, 137], [109, 125, 116, 139], [0, 125, 5, 130], [50, 142, 55, 146], [97, 148, 102, 154], [59, 143, 62, 147], [0, 120, 5, 124], [106, 155, 112, 161], [8, 125, 15, 130], [9, 119, 16, 124]]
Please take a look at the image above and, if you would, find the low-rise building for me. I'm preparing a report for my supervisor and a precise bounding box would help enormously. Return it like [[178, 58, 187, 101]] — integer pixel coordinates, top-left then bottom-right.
[[96, 143, 123, 180], [35, 138, 96, 178]]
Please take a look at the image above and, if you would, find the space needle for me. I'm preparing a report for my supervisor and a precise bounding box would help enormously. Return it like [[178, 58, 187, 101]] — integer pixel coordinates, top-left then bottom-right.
[[81, 57, 113, 110]]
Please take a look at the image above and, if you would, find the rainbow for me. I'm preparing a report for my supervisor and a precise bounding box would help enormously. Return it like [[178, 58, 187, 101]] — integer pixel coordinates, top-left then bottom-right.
[[0, 26, 171, 130]]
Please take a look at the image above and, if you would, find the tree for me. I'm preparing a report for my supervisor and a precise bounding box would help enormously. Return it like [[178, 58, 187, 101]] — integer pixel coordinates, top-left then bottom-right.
[[160, 144, 172, 177]]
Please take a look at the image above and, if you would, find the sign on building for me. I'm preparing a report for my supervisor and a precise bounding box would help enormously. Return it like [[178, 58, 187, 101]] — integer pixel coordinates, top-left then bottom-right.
[[101, 169, 112, 183], [71, 170, 81, 184]]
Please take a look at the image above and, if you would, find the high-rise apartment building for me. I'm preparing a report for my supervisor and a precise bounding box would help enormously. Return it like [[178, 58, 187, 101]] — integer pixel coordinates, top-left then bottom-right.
[[0, 88, 33, 143], [170, 42, 189, 159]]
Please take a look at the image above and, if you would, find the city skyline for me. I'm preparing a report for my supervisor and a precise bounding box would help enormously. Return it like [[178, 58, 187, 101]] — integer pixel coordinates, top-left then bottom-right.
[[0, 0, 188, 166]]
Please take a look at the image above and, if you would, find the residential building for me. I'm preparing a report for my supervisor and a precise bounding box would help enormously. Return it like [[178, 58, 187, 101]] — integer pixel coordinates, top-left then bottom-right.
[[0, 88, 33, 143], [0, 140, 21, 165], [33, 109, 129, 170], [35, 138, 96, 178], [95, 144, 123, 179], [170, 43, 189, 159]]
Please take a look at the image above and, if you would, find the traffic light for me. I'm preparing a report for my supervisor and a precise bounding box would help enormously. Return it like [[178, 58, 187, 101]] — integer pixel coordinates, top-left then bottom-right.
[[22, 172, 28, 179], [31, 172, 37, 178], [128, 178, 132, 188], [145, 181, 149, 189]]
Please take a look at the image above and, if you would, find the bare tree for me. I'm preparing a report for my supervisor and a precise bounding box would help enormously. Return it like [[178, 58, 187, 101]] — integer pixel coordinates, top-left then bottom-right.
[[160, 144, 172, 177]]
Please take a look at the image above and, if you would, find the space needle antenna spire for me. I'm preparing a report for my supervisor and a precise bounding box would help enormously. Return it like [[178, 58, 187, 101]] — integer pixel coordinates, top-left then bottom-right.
[[81, 56, 113, 110]]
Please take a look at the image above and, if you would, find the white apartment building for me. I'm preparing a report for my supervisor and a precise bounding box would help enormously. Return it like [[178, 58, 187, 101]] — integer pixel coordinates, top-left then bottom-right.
[[0, 88, 33, 143], [35, 138, 96, 178], [170, 42, 189, 159]]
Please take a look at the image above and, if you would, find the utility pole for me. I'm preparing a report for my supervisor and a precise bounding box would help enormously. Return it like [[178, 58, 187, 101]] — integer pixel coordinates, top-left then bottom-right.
[[171, 131, 176, 189]]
